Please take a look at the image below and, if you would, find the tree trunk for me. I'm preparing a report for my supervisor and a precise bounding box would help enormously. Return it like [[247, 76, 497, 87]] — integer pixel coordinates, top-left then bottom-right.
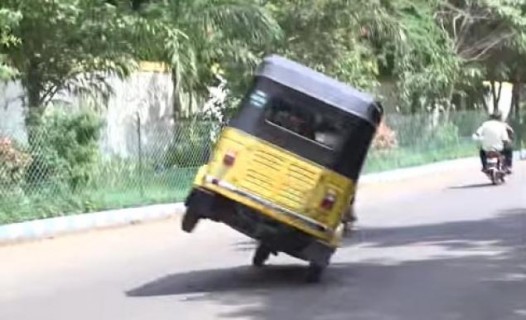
[[490, 81, 503, 113], [410, 92, 419, 114], [480, 84, 490, 113], [23, 60, 44, 145], [511, 82, 520, 120], [171, 68, 182, 121]]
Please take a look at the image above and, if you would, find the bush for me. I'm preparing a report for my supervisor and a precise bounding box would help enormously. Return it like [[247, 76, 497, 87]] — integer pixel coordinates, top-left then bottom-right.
[[26, 110, 103, 190], [385, 113, 428, 147], [0, 137, 32, 194], [164, 138, 211, 168], [163, 120, 217, 168], [372, 121, 398, 151], [424, 121, 461, 149], [449, 111, 486, 137]]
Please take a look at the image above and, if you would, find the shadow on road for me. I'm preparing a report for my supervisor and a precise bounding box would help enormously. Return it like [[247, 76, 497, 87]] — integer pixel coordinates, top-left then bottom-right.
[[126, 264, 317, 296], [448, 182, 494, 189], [127, 209, 526, 320]]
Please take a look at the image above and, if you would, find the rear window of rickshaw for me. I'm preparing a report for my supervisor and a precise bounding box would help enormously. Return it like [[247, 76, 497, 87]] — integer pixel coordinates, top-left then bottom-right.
[[263, 96, 347, 150]]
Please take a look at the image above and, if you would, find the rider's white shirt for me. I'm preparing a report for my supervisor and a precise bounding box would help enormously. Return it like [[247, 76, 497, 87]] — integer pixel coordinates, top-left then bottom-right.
[[473, 120, 510, 151]]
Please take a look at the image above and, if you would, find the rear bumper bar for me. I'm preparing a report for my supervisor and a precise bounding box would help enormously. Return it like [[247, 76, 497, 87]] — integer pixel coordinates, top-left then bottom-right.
[[202, 175, 331, 234], [185, 186, 335, 266]]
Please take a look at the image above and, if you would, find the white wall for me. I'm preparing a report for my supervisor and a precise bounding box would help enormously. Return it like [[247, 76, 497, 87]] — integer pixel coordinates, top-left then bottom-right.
[[483, 81, 513, 119], [0, 80, 27, 144], [0, 71, 176, 158]]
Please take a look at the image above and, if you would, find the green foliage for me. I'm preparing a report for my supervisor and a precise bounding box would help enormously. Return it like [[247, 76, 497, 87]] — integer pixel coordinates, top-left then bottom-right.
[[0, 8, 21, 79], [426, 122, 461, 149], [164, 140, 208, 168], [163, 121, 215, 168], [27, 110, 103, 190], [4, 0, 526, 226], [265, 0, 386, 91], [130, 0, 282, 116], [0, 137, 32, 193], [1, 0, 144, 113]]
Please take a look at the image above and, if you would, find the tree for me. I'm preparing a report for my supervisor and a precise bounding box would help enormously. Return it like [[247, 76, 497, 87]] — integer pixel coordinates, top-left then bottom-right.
[[135, 0, 282, 118], [265, 0, 390, 91], [1, 0, 152, 132], [0, 8, 21, 79], [435, 0, 526, 62], [434, 0, 526, 113], [375, 0, 462, 112], [266, 0, 462, 113]]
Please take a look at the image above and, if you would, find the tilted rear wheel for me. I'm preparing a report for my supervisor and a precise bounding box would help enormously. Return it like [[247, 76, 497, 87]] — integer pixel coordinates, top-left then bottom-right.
[[181, 211, 200, 233], [490, 170, 499, 185], [305, 263, 325, 283], [252, 244, 272, 267]]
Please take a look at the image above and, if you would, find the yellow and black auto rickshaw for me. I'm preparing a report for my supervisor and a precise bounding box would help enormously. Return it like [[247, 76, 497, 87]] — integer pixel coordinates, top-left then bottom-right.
[[181, 55, 383, 282]]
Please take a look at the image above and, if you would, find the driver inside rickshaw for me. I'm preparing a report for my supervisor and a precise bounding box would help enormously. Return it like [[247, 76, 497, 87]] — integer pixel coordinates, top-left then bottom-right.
[[266, 100, 356, 234], [267, 100, 315, 139], [313, 119, 343, 149]]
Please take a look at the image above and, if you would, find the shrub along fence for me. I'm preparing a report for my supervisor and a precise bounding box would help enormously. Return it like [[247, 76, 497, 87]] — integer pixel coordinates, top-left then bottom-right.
[[1, 109, 519, 225]]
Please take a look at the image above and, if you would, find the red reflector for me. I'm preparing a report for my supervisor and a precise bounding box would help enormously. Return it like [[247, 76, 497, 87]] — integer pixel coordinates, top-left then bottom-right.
[[223, 152, 236, 166], [320, 192, 337, 210]]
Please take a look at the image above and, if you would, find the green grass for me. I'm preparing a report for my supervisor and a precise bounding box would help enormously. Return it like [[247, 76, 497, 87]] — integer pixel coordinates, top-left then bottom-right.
[[2, 111, 491, 225], [0, 167, 198, 225], [364, 139, 476, 173], [0, 141, 479, 225]]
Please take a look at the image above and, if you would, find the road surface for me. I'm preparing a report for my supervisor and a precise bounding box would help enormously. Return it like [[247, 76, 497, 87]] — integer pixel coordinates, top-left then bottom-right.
[[1, 161, 525, 320]]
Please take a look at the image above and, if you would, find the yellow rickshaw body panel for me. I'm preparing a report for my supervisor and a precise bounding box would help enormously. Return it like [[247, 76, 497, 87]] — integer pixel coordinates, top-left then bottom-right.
[[192, 127, 355, 245]]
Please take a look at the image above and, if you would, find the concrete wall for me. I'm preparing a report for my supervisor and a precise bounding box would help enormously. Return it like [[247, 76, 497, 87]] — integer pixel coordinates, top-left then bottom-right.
[[0, 71, 177, 158], [0, 80, 26, 143]]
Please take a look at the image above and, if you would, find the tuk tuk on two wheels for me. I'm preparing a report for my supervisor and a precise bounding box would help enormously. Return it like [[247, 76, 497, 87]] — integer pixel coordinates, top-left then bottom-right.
[[181, 55, 383, 282]]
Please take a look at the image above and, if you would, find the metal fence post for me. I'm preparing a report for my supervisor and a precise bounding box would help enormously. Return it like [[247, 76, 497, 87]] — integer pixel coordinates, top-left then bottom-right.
[[137, 112, 145, 197]]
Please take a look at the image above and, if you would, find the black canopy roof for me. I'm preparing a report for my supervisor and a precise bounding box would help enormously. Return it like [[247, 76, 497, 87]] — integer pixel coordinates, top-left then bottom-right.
[[255, 55, 383, 126]]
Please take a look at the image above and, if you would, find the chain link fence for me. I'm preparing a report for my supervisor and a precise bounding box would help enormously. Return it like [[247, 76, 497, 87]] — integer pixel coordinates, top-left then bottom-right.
[[364, 110, 489, 172], [0, 115, 220, 224], [1, 109, 523, 224]]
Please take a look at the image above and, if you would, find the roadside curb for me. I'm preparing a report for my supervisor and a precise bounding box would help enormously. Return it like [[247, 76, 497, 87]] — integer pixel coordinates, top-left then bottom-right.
[[0, 203, 185, 245], [1, 151, 524, 244], [360, 157, 478, 184]]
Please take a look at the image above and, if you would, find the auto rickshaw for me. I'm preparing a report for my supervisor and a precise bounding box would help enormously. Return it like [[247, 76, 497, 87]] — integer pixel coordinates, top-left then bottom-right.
[[181, 55, 383, 282]]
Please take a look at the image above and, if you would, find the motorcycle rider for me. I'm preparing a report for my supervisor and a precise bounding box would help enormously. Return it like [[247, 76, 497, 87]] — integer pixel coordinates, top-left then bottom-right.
[[472, 110, 512, 174]]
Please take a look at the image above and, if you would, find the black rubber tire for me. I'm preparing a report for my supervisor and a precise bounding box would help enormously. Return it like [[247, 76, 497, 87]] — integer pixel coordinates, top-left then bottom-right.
[[252, 244, 271, 267], [490, 171, 499, 185], [305, 264, 325, 283], [181, 212, 200, 233]]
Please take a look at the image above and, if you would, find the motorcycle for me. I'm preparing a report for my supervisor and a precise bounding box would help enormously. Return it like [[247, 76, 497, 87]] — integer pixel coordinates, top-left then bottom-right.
[[484, 151, 508, 185]]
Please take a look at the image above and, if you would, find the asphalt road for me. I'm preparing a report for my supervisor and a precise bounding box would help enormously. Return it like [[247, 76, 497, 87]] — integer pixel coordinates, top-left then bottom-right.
[[1, 160, 525, 320]]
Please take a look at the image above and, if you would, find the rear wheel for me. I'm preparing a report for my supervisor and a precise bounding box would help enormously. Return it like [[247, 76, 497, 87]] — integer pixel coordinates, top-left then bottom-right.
[[490, 170, 499, 185], [305, 263, 325, 283], [252, 244, 272, 267], [181, 211, 200, 233]]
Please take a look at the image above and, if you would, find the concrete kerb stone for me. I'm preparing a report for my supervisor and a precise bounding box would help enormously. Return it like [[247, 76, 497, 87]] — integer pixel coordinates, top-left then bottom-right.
[[0, 203, 185, 244], [359, 157, 478, 184], [361, 149, 525, 184], [1, 150, 524, 244]]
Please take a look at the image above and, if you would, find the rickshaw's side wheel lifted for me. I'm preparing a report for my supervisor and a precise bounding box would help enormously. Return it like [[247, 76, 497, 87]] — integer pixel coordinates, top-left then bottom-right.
[[252, 244, 272, 267]]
